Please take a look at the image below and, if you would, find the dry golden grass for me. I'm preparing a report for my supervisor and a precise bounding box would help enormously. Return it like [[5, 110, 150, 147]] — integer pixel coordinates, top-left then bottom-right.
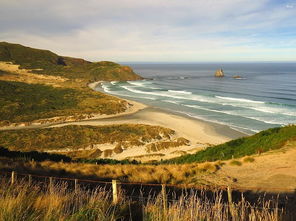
[[0, 178, 283, 221], [0, 158, 221, 186]]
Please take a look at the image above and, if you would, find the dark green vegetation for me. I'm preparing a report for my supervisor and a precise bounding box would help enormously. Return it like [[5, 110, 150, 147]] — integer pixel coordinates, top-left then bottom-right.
[[0, 124, 175, 151], [165, 125, 296, 164], [0, 80, 128, 123], [0, 42, 142, 81], [0, 146, 139, 165], [0, 147, 71, 162]]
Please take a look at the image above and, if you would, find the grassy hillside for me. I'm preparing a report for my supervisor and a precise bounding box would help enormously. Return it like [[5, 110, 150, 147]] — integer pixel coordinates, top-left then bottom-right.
[[0, 80, 128, 123], [164, 125, 296, 164], [0, 124, 174, 151], [0, 42, 142, 81]]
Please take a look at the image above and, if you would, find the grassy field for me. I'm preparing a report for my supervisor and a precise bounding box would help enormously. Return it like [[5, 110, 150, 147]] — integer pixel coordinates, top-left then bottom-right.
[[0, 42, 144, 124], [0, 124, 174, 151], [0, 178, 282, 220], [0, 124, 190, 160], [0, 80, 130, 124], [164, 125, 296, 164]]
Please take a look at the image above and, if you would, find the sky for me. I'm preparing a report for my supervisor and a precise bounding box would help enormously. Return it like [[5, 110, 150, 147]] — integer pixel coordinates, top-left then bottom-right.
[[0, 0, 296, 62]]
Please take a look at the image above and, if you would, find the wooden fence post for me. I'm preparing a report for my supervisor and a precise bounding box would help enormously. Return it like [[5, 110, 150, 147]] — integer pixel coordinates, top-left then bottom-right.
[[11, 171, 15, 185], [162, 184, 167, 212], [49, 177, 53, 193], [112, 180, 118, 204], [74, 179, 78, 193], [28, 174, 32, 186], [227, 186, 235, 220]]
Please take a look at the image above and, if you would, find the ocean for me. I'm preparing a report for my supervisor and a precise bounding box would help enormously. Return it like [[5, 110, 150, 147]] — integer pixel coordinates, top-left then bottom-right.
[[96, 63, 296, 134]]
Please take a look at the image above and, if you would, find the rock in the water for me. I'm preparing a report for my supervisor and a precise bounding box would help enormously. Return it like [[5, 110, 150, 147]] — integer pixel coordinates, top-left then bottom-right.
[[233, 75, 242, 79], [215, 68, 224, 77]]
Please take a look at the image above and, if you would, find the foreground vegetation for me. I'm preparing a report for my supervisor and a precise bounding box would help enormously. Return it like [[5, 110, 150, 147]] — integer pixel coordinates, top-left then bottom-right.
[[0, 178, 282, 221], [164, 125, 296, 164]]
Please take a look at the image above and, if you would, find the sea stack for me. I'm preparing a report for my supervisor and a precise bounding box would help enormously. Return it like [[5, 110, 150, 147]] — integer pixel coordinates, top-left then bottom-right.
[[215, 68, 224, 77]]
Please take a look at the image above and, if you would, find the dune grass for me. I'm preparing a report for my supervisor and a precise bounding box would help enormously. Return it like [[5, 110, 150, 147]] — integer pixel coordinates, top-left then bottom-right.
[[164, 125, 296, 164], [0, 158, 220, 185], [0, 177, 282, 221], [0, 124, 175, 152]]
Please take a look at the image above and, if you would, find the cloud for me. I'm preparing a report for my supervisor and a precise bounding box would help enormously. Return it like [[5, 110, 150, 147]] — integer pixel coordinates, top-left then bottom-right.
[[0, 0, 295, 61]]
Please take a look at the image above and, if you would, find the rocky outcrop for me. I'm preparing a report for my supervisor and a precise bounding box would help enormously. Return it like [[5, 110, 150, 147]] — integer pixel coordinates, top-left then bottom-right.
[[215, 69, 224, 77]]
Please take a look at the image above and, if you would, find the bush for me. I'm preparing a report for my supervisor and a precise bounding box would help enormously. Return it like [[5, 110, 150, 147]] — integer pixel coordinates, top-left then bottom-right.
[[229, 160, 242, 166], [243, 156, 255, 163]]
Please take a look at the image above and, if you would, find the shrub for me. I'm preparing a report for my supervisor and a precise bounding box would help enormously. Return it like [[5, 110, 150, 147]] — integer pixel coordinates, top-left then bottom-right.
[[243, 156, 255, 163], [229, 160, 242, 166]]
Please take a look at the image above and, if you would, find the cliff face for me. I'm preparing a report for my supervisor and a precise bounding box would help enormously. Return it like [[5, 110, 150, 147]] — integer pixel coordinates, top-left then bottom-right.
[[215, 69, 224, 77]]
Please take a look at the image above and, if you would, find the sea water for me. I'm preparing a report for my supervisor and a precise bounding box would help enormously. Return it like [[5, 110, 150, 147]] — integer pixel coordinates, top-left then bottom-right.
[[96, 63, 296, 134]]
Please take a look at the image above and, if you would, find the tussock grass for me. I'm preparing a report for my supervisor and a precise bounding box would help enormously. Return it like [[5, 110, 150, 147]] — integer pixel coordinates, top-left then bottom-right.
[[0, 178, 282, 220], [229, 160, 242, 166], [243, 156, 255, 163], [0, 158, 220, 185], [0, 124, 175, 152], [165, 125, 296, 164]]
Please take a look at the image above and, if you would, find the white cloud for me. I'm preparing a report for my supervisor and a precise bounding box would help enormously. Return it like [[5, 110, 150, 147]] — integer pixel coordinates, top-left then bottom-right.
[[0, 0, 295, 61]]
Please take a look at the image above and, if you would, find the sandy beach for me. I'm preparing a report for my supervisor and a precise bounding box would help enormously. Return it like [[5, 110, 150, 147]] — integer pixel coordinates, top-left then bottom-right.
[[45, 81, 248, 161], [51, 101, 247, 161]]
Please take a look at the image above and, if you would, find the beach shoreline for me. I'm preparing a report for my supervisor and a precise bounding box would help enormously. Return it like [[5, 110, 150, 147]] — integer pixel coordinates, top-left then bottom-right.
[[90, 81, 248, 141]]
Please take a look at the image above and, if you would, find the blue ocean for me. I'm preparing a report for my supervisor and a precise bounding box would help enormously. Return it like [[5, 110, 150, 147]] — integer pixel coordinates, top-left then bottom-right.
[[97, 63, 296, 134]]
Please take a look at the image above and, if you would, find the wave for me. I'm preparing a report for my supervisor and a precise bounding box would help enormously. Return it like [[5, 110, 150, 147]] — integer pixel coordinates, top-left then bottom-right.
[[183, 104, 287, 125], [121, 86, 212, 102], [215, 96, 265, 104], [118, 85, 296, 118], [175, 111, 258, 134], [163, 100, 180, 105], [110, 81, 119, 85], [168, 90, 192, 95], [101, 84, 111, 93], [127, 81, 160, 89]]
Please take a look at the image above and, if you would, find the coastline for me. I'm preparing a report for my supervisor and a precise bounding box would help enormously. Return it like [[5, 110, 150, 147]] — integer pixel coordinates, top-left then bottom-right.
[[90, 81, 247, 142], [1, 80, 248, 161], [45, 81, 248, 161]]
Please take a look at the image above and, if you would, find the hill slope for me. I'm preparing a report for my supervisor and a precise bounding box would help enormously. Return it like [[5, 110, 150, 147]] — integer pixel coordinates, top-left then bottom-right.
[[0, 42, 142, 81], [164, 125, 296, 164], [0, 42, 143, 125]]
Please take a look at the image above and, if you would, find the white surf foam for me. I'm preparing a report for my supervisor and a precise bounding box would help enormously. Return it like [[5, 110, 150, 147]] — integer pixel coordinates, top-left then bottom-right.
[[168, 90, 192, 95], [110, 81, 119, 85], [216, 96, 264, 104]]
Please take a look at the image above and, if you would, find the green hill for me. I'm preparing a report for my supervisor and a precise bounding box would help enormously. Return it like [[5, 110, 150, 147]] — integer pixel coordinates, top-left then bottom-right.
[[164, 125, 296, 164], [0, 42, 142, 81], [0, 80, 129, 124]]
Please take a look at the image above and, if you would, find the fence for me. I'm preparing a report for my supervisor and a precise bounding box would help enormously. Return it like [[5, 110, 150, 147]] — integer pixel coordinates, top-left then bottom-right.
[[1, 170, 296, 220]]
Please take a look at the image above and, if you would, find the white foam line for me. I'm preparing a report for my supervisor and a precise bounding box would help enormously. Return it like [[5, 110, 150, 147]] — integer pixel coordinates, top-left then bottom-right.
[[175, 111, 258, 134], [168, 90, 192, 95], [216, 95, 264, 104], [183, 104, 285, 125]]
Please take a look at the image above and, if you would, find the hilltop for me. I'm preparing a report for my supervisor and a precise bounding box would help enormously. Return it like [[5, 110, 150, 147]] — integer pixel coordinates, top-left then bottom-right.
[[0, 42, 144, 126], [0, 42, 142, 81]]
